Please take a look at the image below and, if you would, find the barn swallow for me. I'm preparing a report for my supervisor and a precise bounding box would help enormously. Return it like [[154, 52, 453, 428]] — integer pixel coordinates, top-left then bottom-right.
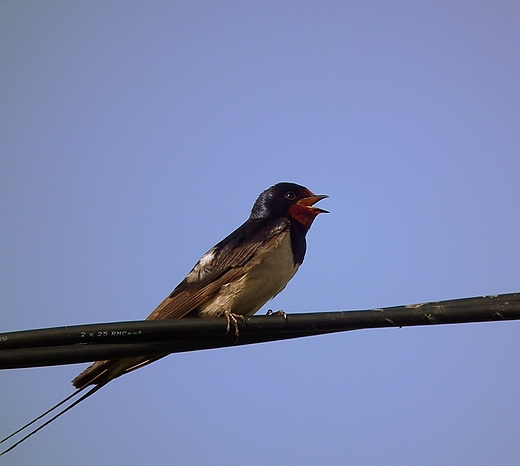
[[1, 182, 327, 454]]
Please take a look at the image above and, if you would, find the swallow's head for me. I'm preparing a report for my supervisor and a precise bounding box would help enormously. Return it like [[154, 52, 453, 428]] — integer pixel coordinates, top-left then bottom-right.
[[250, 182, 328, 229]]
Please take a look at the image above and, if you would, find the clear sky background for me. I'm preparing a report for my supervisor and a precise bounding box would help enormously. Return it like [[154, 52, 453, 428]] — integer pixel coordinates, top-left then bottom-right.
[[1, 2, 519, 465]]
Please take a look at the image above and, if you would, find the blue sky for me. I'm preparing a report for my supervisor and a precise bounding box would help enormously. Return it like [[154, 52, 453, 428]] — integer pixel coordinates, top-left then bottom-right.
[[1, 2, 520, 465]]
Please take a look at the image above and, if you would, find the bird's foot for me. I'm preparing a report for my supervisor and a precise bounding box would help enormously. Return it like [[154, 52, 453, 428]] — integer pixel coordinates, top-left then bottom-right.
[[224, 311, 245, 337], [266, 309, 287, 318]]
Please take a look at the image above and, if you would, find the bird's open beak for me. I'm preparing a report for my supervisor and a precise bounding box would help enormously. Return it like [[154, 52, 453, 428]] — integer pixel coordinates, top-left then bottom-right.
[[296, 194, 329, 214]]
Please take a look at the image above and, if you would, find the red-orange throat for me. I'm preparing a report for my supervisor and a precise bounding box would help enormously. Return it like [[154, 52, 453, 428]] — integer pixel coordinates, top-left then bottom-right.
[[288, 194, 329, 229]]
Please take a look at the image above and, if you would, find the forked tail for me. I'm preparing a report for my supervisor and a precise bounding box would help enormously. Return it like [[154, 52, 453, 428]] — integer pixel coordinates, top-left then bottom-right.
[[1, 353, 167, 454]]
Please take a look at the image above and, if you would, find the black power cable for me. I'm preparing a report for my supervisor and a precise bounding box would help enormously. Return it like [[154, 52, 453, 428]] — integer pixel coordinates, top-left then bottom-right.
[[2, 292, 519, 370]]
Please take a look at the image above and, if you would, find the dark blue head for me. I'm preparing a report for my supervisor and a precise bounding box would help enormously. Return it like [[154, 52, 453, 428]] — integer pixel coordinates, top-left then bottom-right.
[[250, 182, 328, 229]]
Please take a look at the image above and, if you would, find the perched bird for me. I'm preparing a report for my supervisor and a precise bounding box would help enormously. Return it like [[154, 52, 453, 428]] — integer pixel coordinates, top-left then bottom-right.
[[1, 182, 328, 454]]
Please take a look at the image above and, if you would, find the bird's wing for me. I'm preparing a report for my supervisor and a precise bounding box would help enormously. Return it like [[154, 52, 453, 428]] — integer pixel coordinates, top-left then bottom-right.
[[146, 218, 290, 320], [72, 218, 290, 388]]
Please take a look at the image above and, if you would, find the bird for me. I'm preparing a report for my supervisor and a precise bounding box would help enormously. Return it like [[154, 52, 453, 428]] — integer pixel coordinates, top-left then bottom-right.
[[1, 182, 328, 454]]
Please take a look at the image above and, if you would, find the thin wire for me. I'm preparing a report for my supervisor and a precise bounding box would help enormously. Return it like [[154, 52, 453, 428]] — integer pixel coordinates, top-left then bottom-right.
[[2, 292, 520, 370]]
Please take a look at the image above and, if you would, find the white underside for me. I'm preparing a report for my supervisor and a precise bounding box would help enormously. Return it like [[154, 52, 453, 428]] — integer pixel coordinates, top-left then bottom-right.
[[198, 233, 299, 317]]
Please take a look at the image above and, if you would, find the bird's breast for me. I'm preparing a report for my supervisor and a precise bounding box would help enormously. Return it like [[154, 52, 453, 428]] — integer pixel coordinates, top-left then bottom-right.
[[198, 232, 299, 317]]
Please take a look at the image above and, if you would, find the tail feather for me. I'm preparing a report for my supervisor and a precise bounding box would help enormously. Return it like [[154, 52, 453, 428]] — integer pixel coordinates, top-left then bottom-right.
[[72, 355, 168, 389], [0, 388, 85, 447], [0, 384, 102, 456], [1, 354, 168, 455]]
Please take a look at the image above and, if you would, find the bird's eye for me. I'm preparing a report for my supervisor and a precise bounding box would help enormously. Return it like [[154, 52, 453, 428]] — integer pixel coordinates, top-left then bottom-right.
[[284, 191, 296, 200]]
